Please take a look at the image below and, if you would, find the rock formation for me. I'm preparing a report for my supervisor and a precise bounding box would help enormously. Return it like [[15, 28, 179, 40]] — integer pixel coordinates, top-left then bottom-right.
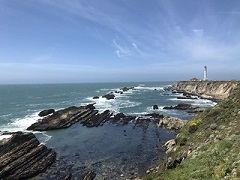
[[146, 87, 240, 179], [158, 116, 186, 133], [38, 109, 55, 117], [163, 103, 198, 111], [171, 81, 240, 100], [102, 94, 115, 100], [0, 132, 56, 179], [27, 105, 114, 131], [28, 104, 165, 131]]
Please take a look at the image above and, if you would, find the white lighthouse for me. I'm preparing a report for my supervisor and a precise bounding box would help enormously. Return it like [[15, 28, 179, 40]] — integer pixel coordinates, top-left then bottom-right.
[[203, 66, 208, 81]]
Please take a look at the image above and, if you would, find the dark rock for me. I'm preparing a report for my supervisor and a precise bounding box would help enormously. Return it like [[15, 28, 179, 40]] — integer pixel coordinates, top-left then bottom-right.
[[113, 113, 126, 119], [115, 90, 123, 94], [110, 113, 136, 125], [136, 117, 151, 129], [27, 105, 95, 131], [85, 104, 96, 110], [38, 109, 55, 117], [177, 96, 197, 100], [145, 113, 164, 119], [122, 87, 129, 91], [102, 94, 115, 100], [84, 110, 112, 127], [163, 86, 172, 91], [163, 103, 198, 110], [121, 87, 135, 92], [153, 105, 159, 109], [93, 96, 99, 99], [0, 132, 56, 179], [187, 108, 206, 113]]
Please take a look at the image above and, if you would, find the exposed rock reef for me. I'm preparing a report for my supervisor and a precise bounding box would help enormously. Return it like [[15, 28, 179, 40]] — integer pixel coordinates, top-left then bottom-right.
[[163, 103, 198, 111], [146, 86, 240, 179], [27, 104, 113, 131], [93, 86, 135, 100], [0, 132, 56, 179], [171, 81, 240, 101], [27, 103, 186, 134], [28, 83, 193, 133]]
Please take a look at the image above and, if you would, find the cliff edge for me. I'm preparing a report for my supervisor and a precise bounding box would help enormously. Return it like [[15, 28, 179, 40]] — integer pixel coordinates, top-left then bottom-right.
[[171, 81, 240, 100], [146, 85, 240, 179]]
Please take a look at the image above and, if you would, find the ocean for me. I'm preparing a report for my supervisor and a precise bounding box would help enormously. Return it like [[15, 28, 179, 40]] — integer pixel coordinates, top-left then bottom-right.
[[0, 82, 216, 179]]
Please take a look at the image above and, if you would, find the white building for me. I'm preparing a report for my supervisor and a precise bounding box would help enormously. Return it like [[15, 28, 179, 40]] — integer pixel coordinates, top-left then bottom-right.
[[203, 66, 208, 81]]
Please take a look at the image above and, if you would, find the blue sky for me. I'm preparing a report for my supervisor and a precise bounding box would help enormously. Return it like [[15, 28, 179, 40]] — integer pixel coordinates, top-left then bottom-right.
[[0, 0, 240, 84]]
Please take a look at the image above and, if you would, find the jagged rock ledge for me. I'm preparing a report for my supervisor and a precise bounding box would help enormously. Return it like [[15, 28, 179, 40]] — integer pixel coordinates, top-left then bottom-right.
[[27, 104, 185, 133], [0, 132, 56, 179], [170, 81, 240, 101]]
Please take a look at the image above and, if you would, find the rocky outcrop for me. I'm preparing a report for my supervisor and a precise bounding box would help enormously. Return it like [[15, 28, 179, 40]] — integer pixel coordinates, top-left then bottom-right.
[[163, 139, 176, 154], [158, 116, 186, 133], [27, 105, 114, 131], [121, 87, 135, 92], [171, 81, 240, 100], [38, 109, 55, 117], [27, 104, 169, 131], [0, 132, 56, 179], [102, 94, 115, 100], [146, 88, 240, 179], [163, 103, 198, 111], [153, 105, 159, 109]]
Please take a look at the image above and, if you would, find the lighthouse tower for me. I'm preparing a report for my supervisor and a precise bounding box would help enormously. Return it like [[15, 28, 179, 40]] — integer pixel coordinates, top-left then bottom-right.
[[203, 66, 208, 81]]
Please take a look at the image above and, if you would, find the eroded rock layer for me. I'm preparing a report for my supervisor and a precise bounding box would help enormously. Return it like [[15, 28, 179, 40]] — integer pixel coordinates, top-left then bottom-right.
[[0, 132, 56, 179], [171, 81, 240, 100]]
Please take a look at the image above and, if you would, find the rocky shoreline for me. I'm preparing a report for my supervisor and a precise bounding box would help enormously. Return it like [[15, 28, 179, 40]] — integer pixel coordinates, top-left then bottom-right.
[[0, 84, 215, 179], [170, 81, 240, 101], [146, 82, 240, 179], [0, 132, 56, 179]]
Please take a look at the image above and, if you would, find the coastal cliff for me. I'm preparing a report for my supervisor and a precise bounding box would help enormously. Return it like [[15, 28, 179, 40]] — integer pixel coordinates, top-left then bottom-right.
[[171, 81, 240, 100], [146, 84, 240, 179]]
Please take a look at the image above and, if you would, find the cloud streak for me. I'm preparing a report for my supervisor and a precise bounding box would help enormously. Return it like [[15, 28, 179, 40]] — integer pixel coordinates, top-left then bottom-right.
[[40, 0, 240, 63], [1, 0, 240, 83]]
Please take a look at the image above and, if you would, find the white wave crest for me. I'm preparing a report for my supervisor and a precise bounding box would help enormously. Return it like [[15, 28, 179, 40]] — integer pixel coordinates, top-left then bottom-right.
[[1, 112, 39, 132], [134, 86, 164, 91]]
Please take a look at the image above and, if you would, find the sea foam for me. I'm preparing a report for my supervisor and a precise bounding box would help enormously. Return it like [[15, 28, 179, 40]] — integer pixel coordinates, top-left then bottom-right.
[[1, 112, 39, 132]]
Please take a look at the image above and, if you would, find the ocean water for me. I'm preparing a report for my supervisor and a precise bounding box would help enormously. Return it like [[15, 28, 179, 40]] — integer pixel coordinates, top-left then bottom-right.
[[0, 82, 216, 179]]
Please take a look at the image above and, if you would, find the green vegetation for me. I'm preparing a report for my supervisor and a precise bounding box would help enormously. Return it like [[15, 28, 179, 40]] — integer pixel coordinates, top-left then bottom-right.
[[145, 89, 240, 180]]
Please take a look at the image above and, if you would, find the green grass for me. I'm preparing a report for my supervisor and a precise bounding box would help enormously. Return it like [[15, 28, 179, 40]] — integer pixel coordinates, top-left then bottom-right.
[[145, 89, 240, 180]]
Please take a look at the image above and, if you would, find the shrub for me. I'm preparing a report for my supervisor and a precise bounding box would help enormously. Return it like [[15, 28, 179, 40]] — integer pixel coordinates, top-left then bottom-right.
[[188, 118, 202, 133]]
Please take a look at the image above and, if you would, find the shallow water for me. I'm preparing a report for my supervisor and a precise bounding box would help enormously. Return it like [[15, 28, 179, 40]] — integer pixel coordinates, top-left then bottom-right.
[[35, 122, 175, 179]]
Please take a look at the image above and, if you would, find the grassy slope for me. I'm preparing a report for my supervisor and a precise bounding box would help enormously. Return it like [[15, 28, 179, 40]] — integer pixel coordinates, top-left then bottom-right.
[[146, 89, 240, 180]]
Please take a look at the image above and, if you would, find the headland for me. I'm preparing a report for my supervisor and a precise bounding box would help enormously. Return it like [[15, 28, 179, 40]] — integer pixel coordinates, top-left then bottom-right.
[[146, 81, 240, 179], [171, 80, 240, 101]]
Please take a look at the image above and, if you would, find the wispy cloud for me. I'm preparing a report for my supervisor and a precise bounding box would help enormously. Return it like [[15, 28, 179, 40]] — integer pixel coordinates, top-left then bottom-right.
[[132, 43, 143, 55], [113, 39, 130, 58], [113, 39, 144, 58]]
